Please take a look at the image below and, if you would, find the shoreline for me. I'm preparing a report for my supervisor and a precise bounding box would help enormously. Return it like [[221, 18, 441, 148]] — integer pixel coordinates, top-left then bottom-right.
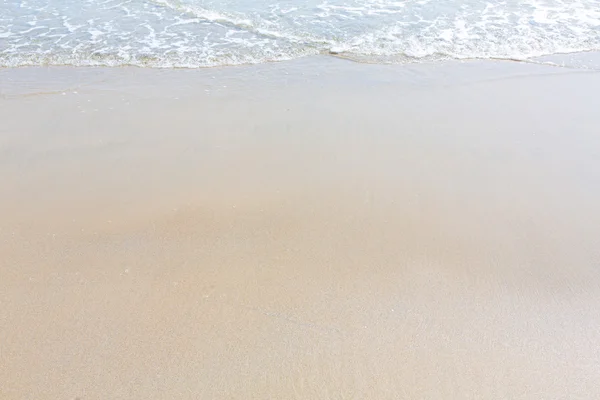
[[2, 49, 600, 72], [2, 56, 600, 399]]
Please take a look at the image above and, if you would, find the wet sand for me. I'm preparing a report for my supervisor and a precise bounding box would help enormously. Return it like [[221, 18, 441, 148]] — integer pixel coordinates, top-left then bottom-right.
[[1, 57, 600, 399]]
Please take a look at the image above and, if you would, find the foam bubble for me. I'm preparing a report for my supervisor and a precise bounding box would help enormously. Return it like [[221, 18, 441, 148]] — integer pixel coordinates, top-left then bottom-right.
[[1, 0, 599, 68]]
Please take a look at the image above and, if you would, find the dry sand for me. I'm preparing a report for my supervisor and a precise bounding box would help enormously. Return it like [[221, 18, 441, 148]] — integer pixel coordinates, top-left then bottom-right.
[[1, 57, 600, 399]]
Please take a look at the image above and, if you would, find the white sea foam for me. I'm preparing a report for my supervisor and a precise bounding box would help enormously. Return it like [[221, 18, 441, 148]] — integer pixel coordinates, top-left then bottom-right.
[[1, 0, 599, 68]]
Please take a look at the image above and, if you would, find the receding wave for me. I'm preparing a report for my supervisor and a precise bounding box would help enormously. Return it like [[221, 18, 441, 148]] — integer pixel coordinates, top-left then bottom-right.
[[1, 0, 599, 68]]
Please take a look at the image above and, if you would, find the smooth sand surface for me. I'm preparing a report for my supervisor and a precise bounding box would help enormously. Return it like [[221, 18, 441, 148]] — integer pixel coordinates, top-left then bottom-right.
[[1, 57, 600, 399]]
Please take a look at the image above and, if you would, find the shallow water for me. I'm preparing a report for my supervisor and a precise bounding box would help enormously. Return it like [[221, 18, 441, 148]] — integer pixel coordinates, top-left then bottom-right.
[[1, 0, 600, 67]]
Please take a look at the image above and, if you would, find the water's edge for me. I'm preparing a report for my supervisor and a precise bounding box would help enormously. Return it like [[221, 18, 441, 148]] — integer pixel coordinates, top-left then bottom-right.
[[2, 0, 599, 68]]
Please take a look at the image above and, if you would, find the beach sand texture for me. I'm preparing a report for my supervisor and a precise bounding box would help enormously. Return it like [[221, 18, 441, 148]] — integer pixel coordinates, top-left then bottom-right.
[[1, 58, 600, 399]]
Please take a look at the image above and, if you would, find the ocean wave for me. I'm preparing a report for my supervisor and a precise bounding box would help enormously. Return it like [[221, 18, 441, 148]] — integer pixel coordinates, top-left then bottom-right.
[[1, 0, 599, 68]]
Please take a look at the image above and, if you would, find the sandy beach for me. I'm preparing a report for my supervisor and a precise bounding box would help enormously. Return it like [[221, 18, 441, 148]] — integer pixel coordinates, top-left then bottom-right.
[[2, 57, 600, 399]]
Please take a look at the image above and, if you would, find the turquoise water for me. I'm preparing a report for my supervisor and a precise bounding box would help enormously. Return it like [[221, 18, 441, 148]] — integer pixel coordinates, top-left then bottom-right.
[[1, 0, 599, 67]]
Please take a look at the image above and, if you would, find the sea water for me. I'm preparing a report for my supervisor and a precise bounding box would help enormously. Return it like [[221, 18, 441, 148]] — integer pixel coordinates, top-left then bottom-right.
[[1, 0, 599, 68]]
